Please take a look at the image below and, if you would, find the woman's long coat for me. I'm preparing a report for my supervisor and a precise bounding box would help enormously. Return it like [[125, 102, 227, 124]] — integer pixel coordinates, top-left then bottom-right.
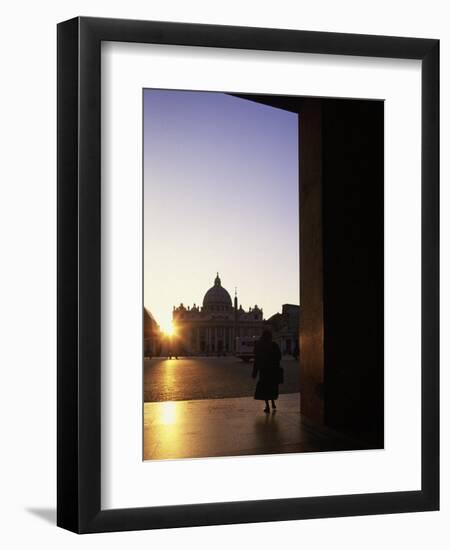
[[252, 340, 282, 401]]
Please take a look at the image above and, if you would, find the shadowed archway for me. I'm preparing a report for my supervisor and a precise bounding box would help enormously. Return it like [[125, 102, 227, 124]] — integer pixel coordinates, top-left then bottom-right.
[[231, 92, 384, 448]]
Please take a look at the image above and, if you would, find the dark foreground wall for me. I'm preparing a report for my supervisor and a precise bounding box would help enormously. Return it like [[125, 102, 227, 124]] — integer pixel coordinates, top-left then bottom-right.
[[321, 99, 384, 447]]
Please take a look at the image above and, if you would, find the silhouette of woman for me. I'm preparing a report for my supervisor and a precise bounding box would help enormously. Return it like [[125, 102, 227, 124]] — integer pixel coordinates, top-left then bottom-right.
[[252, 330, 282, 413]]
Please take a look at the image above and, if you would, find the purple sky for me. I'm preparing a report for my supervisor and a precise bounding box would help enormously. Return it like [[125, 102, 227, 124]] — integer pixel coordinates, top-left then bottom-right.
[[143, 89, 299, 333]]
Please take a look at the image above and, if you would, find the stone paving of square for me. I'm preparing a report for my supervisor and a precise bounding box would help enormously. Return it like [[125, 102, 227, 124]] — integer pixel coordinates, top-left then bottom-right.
[[144, 355, 300, 402], [143, 357, 359, 461], [144, 393, 358, 461]]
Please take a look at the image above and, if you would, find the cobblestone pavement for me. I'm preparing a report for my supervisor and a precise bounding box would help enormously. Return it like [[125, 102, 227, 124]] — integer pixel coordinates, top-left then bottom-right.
[[144, 356, 300, 402]]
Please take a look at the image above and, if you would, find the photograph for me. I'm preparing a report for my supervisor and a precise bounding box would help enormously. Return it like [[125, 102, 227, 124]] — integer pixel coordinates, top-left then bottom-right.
[[53, 13, 439, 535], [142, 88, 384, 461]]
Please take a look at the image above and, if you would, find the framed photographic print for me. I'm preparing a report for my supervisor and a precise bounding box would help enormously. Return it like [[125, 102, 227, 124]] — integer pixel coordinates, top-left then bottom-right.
[[57, 17, 439, 533]]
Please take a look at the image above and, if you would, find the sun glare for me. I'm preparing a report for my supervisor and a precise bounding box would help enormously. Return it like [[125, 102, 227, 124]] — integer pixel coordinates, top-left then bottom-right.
[[162, 322, 176, 337]]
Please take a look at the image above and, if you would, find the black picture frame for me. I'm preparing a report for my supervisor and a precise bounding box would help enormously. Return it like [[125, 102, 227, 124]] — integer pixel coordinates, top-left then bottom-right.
[[57, 16, 439, 533]]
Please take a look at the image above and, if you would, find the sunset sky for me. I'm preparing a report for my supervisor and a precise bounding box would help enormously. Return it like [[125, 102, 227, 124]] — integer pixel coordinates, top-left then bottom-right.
[[143, 89, 299, 333]]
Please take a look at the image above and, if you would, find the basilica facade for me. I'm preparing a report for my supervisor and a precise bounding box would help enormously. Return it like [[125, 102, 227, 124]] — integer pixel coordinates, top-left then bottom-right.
[[172, 273, 264, 355]]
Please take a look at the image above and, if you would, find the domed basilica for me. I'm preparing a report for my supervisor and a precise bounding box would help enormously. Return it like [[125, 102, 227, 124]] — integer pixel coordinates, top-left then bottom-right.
[[172, 273, 264, 355]]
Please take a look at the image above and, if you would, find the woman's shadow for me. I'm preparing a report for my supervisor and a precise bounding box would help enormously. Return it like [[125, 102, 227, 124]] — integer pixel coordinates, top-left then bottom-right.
[[253, 412, 284, 453]]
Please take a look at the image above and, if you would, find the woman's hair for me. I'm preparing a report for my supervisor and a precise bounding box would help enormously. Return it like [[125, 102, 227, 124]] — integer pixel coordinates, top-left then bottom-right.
[[261, 329, 273, 342]]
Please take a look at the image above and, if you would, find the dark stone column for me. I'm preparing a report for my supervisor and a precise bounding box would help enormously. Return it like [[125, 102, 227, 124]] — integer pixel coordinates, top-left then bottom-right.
[[299, 99, 325, 425]]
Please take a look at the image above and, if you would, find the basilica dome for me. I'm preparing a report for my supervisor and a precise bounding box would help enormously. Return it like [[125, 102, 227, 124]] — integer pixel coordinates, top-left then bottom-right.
[[203, 273, 232, 309]]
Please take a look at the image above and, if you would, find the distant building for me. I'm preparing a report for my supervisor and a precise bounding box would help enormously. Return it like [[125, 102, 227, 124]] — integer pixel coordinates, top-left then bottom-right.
[[266, 304, 300, 355], [143, 308, 161, 357], [172, 273, 264, 355]]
